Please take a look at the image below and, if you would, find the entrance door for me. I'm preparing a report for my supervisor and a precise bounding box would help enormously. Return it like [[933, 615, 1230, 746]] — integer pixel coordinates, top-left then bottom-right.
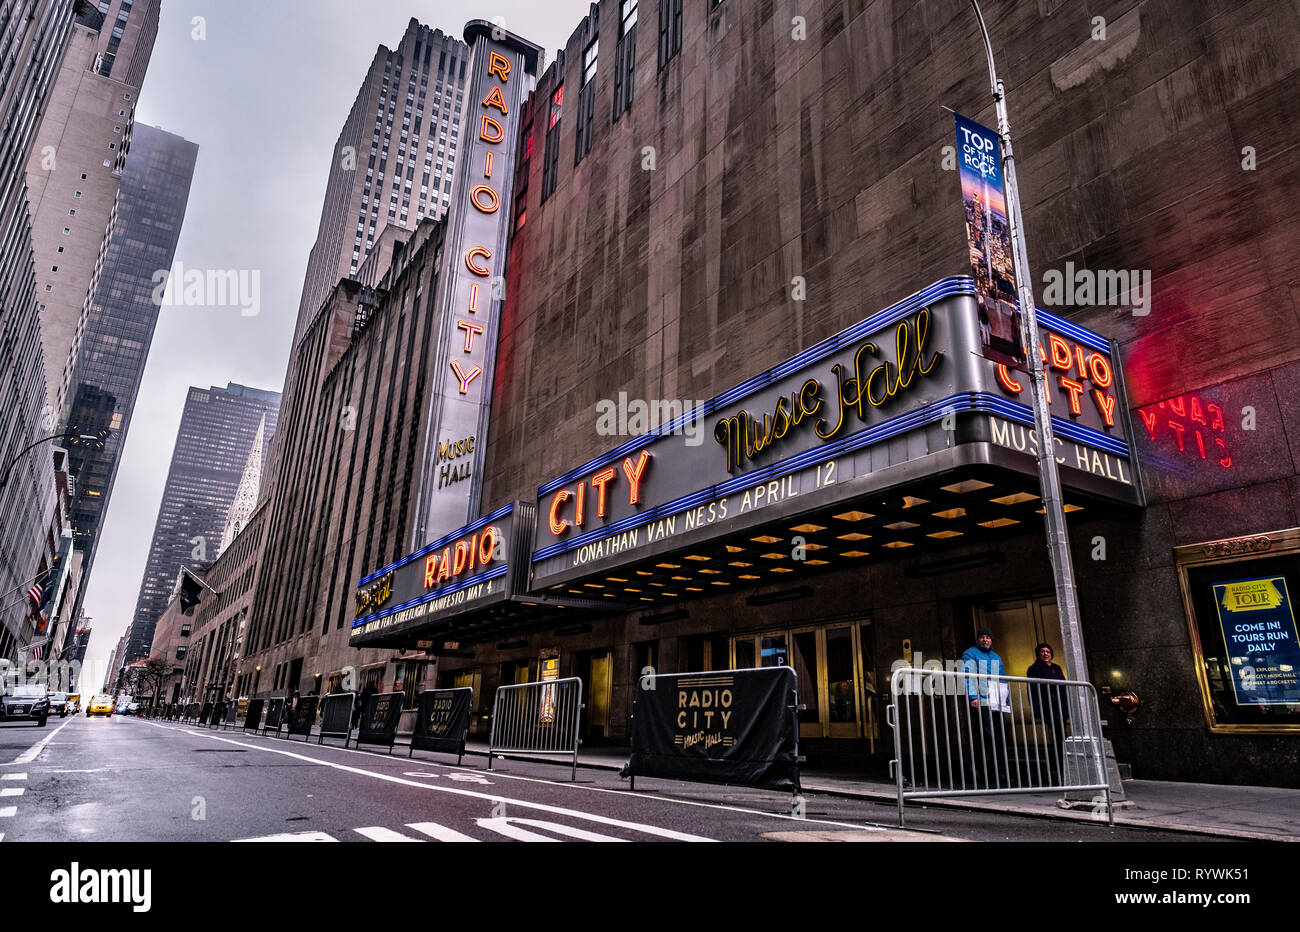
[[976, 597, 1065, 747], [729, 621, 871, 739]]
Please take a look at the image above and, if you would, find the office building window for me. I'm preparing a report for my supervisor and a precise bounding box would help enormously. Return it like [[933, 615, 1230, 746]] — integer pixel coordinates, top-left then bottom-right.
[[658, 0, 683, 69], [575, 38, 598, 164], [613, 0, 638, 119], [541, 85, 563, 202]]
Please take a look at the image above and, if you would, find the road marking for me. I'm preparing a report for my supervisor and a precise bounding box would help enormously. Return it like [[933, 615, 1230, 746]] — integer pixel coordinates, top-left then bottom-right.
[[355, 826, 421, 842], [0, 807, 15, 817], [144, 721, 711, 841], [4, 718, 74, 765], [0, 788, 23, 797], [147, 719, 883, 835], [1, 774, 26, 781], [232, 830, 337, 842], [477, 817, 629, 842], [407, 821, 479, 842]]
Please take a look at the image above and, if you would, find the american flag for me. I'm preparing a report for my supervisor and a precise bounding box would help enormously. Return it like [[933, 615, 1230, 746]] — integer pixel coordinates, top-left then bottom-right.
[[26, 578, 44, 607], [30, 644, 43, 662]]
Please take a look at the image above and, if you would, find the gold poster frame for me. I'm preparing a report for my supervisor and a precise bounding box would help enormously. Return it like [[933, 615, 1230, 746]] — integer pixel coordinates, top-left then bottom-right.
[[1174, 527, 1300, 735]]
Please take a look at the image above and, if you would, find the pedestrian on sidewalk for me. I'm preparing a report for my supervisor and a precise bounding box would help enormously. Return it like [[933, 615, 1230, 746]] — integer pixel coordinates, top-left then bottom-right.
[[1027, 642, 1070, 783], [961, 627, 1012, 789]]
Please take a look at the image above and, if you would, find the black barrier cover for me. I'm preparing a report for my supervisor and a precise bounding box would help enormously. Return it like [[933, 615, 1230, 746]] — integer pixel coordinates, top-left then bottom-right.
[[318, 693, 353, 740], [621, 667, 801, 790], [223, 703, 238, 728], [213, 702, 227, 727], [288, 696, 318, 737], [264, 697, 284, 731], [198, 702, 213, 726], [243, 698, 265, 731], [410, 688, 472, 755], [356, 691, 403, 749]]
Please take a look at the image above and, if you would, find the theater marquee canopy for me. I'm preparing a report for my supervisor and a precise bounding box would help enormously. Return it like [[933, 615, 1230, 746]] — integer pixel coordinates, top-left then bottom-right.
[[530, 277, 1142, 596]]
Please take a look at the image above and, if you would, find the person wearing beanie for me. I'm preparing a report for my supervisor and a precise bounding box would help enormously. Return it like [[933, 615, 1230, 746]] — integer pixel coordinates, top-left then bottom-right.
[[1027, 642, 1070, 781], [961, 626, 1011, 787]]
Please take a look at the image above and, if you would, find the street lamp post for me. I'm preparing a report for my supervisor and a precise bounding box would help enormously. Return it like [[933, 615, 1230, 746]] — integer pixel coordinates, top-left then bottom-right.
[[968, 1, 1088, 685], [968, 3, 1126, 804], [0, 427, 111, 491]]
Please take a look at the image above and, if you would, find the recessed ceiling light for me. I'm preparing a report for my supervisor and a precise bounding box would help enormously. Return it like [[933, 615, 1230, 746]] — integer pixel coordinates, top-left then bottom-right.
[[883, 541, 913, 549], [884, 521, 919, 530], [567, 589, 583, 594], [837, 533, 870, 541], [686, 586, 703, 592], [664, 591, 678, 596], [583, 583, 603, 588], [624, 587, 642, 592], [649, 582, 665, 587], [903, 496, 928, 508], [1036, 504, 1083, 513], [761, 552, 785, 560], [842, 550, 869, 558], [992, 492, 1038, 505], [738, 574, 760, 580], [699, 569, 721, 575], [941, 479, 994, 494], [607, 576, 628, 583], [636, 570, 653, 576], [724, 545, 744, 553], [710, 581, 729, 586], [771, 567, 794, 573], [751, 535, 781, 543], [729, 561, 753, 567], [640, 597, 654, 602], [979, 517, 1019, 528], [932, 507, 966, 520], [671, 575, 689, 581], [927, 530, 963, 539], [791, 523, 826, 533], [685, 555, 710, 562], [656, 563, 681, 569], [804, 559, 829, 566], [833, 511, 873, 522], [803, 542, 827, 551]]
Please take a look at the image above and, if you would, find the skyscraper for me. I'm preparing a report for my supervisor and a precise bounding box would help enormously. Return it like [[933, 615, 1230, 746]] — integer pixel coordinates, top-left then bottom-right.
[[61, 123, 198, 630], [125, 382, 279, 662], [292, 20, 472, 347], [25, 0, 162, 416], [0, 0, 77, 662]]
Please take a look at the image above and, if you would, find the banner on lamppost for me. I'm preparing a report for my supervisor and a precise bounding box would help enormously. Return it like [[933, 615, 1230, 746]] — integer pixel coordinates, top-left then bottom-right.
[[955, 112, 1026, 371]]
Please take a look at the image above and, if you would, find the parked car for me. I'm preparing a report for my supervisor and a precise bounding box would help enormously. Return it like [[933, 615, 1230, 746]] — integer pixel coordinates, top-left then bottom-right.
[[2, 684, 50, 726], [47, 692, 69, 717], [86, 695, 114, 717]]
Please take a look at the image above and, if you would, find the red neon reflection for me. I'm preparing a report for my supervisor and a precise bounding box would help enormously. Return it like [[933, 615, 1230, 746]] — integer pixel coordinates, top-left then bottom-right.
[[1138, 394, 1231, 469]]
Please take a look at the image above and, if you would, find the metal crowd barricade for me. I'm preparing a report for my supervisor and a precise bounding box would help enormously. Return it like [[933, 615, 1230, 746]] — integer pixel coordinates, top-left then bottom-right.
[[887, 666, 1112, 827], [488, 678, 584, 781]]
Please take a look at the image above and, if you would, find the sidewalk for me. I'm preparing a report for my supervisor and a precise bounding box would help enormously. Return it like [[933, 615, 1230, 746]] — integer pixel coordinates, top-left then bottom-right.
[[459, 739, 1299, 841]]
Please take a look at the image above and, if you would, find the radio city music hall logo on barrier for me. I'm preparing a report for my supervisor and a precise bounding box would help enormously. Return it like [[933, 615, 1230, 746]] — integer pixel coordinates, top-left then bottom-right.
[[674, 674, 737, 751]]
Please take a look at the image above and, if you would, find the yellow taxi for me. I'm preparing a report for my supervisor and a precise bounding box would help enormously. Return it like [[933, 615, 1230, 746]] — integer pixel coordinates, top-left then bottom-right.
[[86, 695, 114, 717]]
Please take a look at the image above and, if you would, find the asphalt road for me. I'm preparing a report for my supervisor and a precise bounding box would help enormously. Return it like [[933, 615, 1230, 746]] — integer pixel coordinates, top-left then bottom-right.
[[0, 715, 1234, 843]]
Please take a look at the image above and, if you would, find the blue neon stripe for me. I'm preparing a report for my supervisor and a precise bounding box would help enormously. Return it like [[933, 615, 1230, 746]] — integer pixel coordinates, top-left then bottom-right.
[[351, 563, 509, 629], [537, 277, 1115, 496], [357, 502, 514, 586], [531, 392, 1129, 562]]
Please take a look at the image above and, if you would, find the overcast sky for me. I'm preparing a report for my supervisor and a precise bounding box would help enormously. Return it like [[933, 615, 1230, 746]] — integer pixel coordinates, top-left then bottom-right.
[[80, 0, 588, 693]]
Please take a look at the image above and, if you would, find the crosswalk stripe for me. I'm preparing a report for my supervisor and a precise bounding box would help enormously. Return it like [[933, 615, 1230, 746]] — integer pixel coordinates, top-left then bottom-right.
[[0, 788, 24, 797], [1, 774, 26, 781], [406, 821, 480, 842], [354, 826, 422, 842], [0, 807, 15, 818], [231, 831, 337, 842], [475, 817, 630, 842]]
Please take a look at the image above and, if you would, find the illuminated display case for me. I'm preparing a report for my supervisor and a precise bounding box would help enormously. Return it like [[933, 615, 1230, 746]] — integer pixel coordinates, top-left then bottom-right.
[[1176, 529, 1300, 733]]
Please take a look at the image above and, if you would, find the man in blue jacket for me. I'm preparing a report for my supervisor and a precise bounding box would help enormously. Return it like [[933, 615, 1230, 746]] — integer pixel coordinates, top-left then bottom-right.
[[961, 627, 1011, 788]]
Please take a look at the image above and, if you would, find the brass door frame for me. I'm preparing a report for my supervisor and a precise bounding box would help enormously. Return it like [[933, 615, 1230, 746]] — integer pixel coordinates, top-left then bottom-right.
[[1175, 528, 1300, 735]]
